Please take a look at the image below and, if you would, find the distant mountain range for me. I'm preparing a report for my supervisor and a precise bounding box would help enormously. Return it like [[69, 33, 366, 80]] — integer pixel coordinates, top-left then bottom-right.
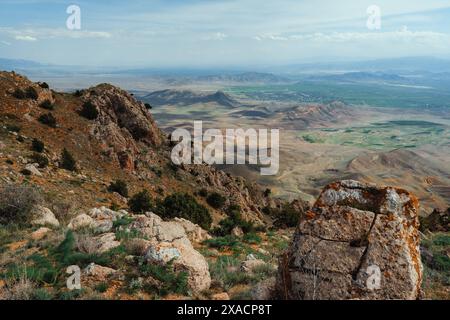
[[142, 89, 239, 108], [195, 72, 290, 84], [270, 57, 450, 74], [307, 72, 407, 83]]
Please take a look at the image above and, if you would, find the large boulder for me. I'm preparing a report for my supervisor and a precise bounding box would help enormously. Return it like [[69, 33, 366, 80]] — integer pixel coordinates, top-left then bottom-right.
[[129, 213, 211, 293], [31, 206, 60, 228], [276, 180, 423, 300]]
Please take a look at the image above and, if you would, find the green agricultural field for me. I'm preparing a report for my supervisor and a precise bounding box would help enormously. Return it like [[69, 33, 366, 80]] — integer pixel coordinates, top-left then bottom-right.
[[227, 81, 450, 109], [298, 120, 450, 150]]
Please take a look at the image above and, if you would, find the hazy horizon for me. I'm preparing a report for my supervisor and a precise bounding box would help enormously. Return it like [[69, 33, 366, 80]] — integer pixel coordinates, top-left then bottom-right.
[[1, 0, 450, 68]]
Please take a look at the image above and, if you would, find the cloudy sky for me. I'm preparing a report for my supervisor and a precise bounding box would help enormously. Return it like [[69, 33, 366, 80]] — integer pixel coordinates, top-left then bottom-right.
[[0, 0, 450, 67]]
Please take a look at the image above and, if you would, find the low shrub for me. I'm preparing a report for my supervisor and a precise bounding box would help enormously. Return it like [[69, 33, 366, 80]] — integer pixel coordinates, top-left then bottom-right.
[[108, 180, 129, 198], [39, 100, 54, 110], [0, 184, 42, 225], [30, 153, 49, 168], [31, 138, 45, 153], [6, 124, 21, 133], [12, 88, 26, 99], [206, 192, 226, 209], [79, 101, 99, 120], [213, 205, 254, 236], [197, 188, 208, 198], [60, 148, 76, 171], [204, 235, 241, 251], [38, 113, 57, 128], [155, 193, 212, 229], [268, 202, 304, 228], [26, 86, 39, 100], [38, 82, 49, 89], [128, 190, 153, 214]]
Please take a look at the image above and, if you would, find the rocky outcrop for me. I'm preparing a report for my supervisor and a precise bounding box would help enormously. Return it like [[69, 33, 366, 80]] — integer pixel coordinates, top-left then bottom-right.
[[128, 213, 211, 293], [277, 180, 423, 300], [83, 84, 163, 170]]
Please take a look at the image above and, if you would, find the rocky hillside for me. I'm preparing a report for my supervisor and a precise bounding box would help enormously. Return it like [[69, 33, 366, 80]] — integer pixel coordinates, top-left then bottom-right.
[[0, 71, 276, 225], [0, 71, 447, 300]]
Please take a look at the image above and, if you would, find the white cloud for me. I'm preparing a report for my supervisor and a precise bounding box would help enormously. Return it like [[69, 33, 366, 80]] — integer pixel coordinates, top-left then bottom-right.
[[0, 27, 112, 41], [0, 40, 11, 46], [254, 27, 449, 45], [202, 32, 228, 41], [15, 35, 37, 41]]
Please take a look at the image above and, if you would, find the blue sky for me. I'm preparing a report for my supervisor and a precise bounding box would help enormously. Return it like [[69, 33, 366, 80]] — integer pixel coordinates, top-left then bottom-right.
[[1, 0, 450, 67]]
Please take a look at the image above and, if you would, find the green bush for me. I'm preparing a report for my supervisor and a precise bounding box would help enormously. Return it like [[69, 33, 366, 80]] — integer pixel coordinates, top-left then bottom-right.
[[206, 192, 226, 209], [30, 153, 49, 168], [38, 113, 57, 128], [80, 101, 99, 120], [60, 148, 76, 171], [12, 88, 26, 99], [213, 205, 254, 236], [204, 235, 240, 250], [0, 184, 42, 225], [129, 190, 153, 214], [155, 193, 212, 229], [39, 99, 54, 110], [38, 82, 49, 89], [243, 232, 262, 244], [198, 188, 208, 198], [6, 124, 21, 133], [269, 203, 304, 228], [31, 138, 45, 153], [26, 86, 39, 100], [95, 282, 109, 293], [108, 180, 129, 198]]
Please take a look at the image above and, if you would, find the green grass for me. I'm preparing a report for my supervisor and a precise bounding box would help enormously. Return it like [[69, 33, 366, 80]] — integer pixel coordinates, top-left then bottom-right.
[[138, 260, 189, 297]]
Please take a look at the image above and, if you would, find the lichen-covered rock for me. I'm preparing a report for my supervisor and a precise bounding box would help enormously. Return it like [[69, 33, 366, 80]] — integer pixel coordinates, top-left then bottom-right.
[[83, 263, 116, 282], [91, 233, 121, 253], [88, 207, 126, 222], [128, 213, 189, 244], [31, 206, 60, 228], [67, 213, 95, 230], [252, 277, 276, 300], [173, 217, 211, 243], [130, 213, 211, 293], [276, 180, 423, 300]]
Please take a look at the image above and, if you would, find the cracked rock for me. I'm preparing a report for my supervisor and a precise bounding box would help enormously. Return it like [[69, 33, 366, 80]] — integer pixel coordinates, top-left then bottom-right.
[[276, 180, 423, 300]]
